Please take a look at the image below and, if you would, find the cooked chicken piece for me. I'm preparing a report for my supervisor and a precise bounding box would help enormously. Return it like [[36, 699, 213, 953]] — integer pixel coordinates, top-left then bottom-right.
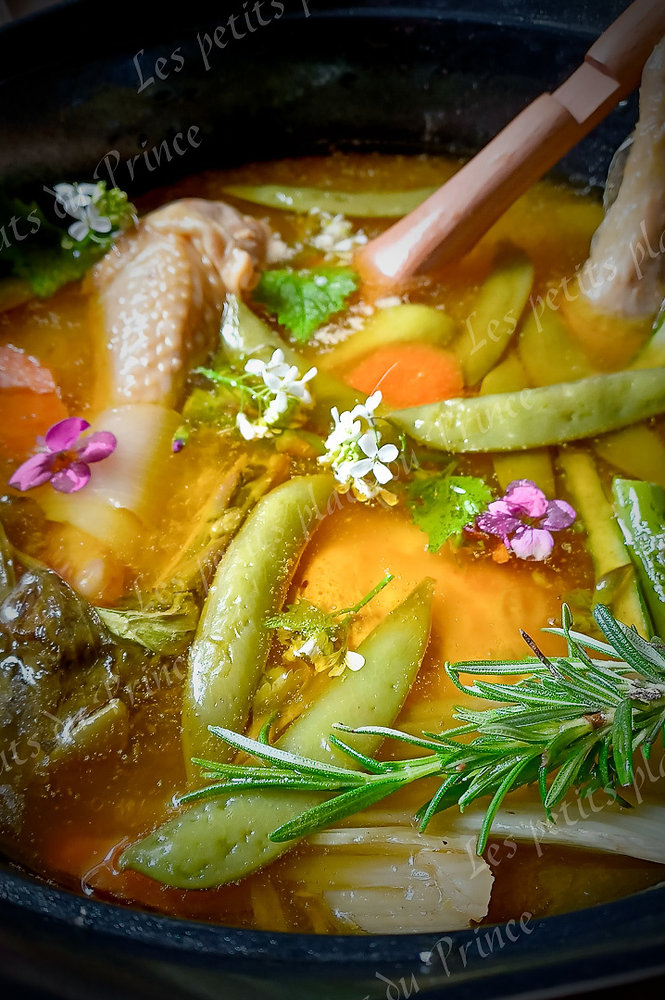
[[93, 199, 273, 406], [580, 38, 665, 318]]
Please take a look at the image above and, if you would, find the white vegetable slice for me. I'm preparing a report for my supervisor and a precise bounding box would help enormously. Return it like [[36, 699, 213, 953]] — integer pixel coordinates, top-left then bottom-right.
[[280, 826, 493, 933]]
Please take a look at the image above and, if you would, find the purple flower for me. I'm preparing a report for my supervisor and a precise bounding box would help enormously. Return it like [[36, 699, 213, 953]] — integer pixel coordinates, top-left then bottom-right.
[[475, 479, 576, 561], [9, 417, 117, 494]]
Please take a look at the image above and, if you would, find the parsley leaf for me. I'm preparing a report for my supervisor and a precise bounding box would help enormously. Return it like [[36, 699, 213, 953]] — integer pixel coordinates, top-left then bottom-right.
[[407, 473, 492, 552], [253, 266, 358, 342]]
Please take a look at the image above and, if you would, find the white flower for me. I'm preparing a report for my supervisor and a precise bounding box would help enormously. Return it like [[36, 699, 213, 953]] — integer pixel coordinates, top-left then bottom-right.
[[234, 350, 317, 440], [53, 182, 99, 215], [67, 202, 113, 242], [236, 411, 271, 441], [323, 406, 363, 453], [292, 636, 322, 660], [345, 430, 399, 486], [53, 181, 113, 242], [319, 390, 400, 503], [244, 349, 317, 420]]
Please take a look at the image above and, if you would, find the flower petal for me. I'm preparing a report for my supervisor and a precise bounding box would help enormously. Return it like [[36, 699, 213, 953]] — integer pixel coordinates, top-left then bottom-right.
[[345, 650, 365, 671], [509, 526, 553, 561], [504, 480, 547, 518], [236, 412, 269, 440], [358, 430, 379, 459], [345, 458, 375, 479], [377, 443, 398, 463], [8, 452, 54, 491], [68, 218, 90, 242], [76, 430, 117, 464], [45, 417, 89, 452], [244, 358, 266, 376], [373, 462, 394, 485], [541, 499, 576, 531], [475, 500, 522, 539], [364, 390, 382, 414], [78, 182, 101, 199], [49, 461, 91, 493]]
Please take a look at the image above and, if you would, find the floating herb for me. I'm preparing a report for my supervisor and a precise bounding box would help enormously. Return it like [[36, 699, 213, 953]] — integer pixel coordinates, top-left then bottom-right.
[[188, 603, 665, 855], [265, 571, 394, 677]]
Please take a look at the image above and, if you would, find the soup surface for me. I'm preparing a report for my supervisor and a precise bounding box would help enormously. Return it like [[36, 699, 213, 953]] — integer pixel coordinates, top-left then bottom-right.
[[0, 153, 664, 934]]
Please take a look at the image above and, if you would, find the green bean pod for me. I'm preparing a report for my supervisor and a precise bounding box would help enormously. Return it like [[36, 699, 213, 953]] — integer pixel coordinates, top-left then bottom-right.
[[558, 450, 650, 635], [594, 424, 665, 490], [480, 354, 554, 495], [455, 249, 533, 387], [222, 184, 439, 217], [120, 580, 433, 888], [390, 368, 665, 453], [631, 314, 665, 370], [182, 473, 336, 770], [612, 479, 665, 638], [318, 303, 455, 373]]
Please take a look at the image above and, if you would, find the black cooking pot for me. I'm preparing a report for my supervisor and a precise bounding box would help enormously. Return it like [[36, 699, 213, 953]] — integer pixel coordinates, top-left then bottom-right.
[[0, 1, 663, 997]]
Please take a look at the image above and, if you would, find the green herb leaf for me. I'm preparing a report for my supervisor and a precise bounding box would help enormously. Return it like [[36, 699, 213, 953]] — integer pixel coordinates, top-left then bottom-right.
[[0, 183, 135, 299], [265, 598, 337, 638], [406, 473, 492, 552], [96, 591, 199, 655], [253, 266, 358, 341]]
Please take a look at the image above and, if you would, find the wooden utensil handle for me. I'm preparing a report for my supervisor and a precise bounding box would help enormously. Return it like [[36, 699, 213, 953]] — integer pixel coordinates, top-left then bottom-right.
[[356, 0, 665, 286]]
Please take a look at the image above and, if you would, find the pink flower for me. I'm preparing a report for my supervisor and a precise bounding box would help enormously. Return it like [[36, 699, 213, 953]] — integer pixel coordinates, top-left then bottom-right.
[[9, 417, 117, 494], [475, 479, 576, 561]]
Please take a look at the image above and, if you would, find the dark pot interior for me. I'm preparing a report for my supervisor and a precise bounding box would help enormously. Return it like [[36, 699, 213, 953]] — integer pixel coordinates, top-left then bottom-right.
[[0, 1, 663, 998]]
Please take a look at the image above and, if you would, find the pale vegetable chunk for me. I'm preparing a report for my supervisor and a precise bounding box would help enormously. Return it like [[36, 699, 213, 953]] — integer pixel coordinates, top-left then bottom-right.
[[282, 827, 493, 933]]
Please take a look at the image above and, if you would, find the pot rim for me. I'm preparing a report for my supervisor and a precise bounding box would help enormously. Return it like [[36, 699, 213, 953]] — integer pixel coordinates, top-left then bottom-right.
[[0, 0, 662, 991]]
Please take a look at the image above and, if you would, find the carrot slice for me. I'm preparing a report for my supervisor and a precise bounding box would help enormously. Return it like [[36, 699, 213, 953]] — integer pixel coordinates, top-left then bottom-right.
[[345, 342, 464, 408]]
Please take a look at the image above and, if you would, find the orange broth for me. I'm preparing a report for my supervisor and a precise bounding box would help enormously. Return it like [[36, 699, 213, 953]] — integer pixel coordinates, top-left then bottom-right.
[[0, 153, 663, 932]]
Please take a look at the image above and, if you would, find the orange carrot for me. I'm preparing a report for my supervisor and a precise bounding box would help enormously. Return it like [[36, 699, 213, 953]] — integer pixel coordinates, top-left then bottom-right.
[[0, 344, 68, 458], [345, 342, 464, 408]]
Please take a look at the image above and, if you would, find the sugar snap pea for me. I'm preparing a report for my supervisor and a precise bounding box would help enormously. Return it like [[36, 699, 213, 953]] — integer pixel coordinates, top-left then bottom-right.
[[222, 184, 438, 217], [455, 249, 533, 387], [558, 450, 650, 635], [390, 368, 665, 453], [120, 580, 433, 888], [612, 479, 665, 638], [318, 303, 455, 373], [594, 424, 665, 490], [182, 473, 335, 770], [480, 354, 554, 494]]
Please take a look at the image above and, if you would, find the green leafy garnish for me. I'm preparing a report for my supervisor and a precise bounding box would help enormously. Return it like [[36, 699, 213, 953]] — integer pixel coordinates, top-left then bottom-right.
[[253, 266, 358, 341], [96, 590, 199, 655], [265, 572, 393, 675], [0, 182, 136, 299], [186, 603, 665, 855], [406, 472, 492, 551]]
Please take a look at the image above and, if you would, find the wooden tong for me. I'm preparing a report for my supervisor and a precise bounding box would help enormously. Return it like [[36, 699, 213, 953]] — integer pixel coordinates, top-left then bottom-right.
[[355, 0, 665, 287]]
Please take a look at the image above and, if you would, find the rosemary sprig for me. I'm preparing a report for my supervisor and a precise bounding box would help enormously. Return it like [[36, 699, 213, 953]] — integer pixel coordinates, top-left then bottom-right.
[[183, 603, 665, 855]]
